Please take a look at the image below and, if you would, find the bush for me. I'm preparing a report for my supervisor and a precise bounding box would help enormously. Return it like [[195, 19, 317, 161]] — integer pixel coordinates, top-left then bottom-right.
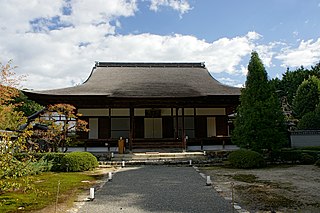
[[297, 146, 320, 151], [228, 149, 266, 169], [315, 159, 320, 167], [61, 152, 98, 172], [278, 150, 302, 163], [28, 157, 53, 175], [14, 152, 67, 171], [37, 153, 66, 171], [301, 154, 315, 165]]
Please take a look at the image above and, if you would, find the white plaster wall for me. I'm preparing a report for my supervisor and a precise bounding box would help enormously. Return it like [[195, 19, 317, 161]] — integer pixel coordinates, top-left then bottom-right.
[[78, 109, 109, 116], [207, 117, 216, 137], [89, 118, 99, 139], [196, 108, 225, 115]]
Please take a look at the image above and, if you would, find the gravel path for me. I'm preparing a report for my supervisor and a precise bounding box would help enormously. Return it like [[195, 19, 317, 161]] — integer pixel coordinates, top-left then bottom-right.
[[78, 166, 232, 213]]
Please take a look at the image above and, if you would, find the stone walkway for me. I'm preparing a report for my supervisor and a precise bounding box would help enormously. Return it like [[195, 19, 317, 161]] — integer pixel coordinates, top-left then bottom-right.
[[78, 166, 232, 213]]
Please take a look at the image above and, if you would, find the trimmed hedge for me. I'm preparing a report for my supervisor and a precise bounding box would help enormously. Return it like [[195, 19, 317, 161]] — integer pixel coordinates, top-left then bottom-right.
[[228, 149, 266, 169], [61, 152, 98, 172]]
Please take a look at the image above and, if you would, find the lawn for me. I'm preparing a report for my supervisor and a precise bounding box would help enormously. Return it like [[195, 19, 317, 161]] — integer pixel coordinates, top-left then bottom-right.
[[0, 169, 107, 213]]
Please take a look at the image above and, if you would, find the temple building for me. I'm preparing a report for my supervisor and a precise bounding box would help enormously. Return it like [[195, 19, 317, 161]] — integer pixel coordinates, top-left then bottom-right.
[[24, 62, 240, 151]]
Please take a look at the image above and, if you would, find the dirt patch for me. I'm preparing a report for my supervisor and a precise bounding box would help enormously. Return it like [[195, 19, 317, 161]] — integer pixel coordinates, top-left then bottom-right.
[[200, 165, 320, 212]]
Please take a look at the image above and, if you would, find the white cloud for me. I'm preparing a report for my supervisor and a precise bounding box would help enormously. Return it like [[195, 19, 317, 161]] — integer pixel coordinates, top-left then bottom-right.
[[276, 38, 320, 67], [217, 77, 243, 88], [149, 0, 192, 15], [1, 30, 261, 90], [62, 0, 137, 27], [2, 1, 320, 91], [240, 65, 248, 76], [254, 41, 284, 68], [0, 0, 63, 33]]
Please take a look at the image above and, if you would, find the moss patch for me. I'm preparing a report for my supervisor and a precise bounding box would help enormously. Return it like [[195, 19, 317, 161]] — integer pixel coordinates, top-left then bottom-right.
[[235, 184, 300, 211], [0, 171, 104, 213], [233, 174, 257, 183]]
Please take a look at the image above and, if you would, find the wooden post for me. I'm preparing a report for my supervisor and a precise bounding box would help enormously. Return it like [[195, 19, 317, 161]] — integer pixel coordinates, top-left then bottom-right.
[[182, 107, 185, 150], [175, 107, 179, 139], [129, 107, 134, 151]]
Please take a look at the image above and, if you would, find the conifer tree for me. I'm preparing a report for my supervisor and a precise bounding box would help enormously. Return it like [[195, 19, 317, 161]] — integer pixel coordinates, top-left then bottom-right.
[[232, 52, 287, 152]]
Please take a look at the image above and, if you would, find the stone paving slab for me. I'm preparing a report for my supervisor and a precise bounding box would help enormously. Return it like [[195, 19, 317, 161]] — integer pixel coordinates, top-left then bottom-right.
[[78, 166, 232, 213]]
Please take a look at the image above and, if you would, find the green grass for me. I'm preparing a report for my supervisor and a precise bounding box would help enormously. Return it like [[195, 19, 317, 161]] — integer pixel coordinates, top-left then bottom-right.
[[0, 172, 103, 213]]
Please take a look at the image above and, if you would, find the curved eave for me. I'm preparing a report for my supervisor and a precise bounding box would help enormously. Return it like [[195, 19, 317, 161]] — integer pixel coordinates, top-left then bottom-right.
[[23, 90, 239, 107]]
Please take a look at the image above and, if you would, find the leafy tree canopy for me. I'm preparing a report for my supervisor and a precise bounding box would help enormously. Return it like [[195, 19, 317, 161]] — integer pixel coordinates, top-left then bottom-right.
[[14, 91, 43, 117], [33, 103, 88, 152], [292, 76, 320, 119], [0, 60, 34, 193], [271, 62, 320, 106]]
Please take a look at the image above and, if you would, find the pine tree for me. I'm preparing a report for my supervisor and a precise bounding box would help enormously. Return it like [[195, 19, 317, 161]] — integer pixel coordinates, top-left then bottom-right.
[[232, 52, 287, 152]]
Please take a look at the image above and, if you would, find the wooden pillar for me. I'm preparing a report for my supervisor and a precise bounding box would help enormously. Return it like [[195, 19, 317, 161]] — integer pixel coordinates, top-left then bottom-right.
[[182, 107, 185, 150], [171, 107, 174, 139], [129, 107, 134, 151], [108, 107, 111, 143], [175, 107, 179, 139]]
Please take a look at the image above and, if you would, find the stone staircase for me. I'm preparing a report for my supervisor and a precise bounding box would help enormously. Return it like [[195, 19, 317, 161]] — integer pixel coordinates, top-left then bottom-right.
[[100, 151, 208, 166]]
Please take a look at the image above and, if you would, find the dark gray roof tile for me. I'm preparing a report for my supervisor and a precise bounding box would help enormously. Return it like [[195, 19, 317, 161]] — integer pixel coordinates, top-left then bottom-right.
[[27, 62, 240, 97]]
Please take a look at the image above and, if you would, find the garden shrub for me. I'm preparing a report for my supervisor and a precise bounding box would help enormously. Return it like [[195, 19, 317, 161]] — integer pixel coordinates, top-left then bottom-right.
[[37, 153, 66, 171], [28, 157, 53, 174], [300, 154, 315, 165], [278, 150, 302, 163], [61, 152, 98, 172], [15, 152, 67, 171], [297, 146, 320, 151], [315, 159, 320, 167], [228, 149, 266, 169]]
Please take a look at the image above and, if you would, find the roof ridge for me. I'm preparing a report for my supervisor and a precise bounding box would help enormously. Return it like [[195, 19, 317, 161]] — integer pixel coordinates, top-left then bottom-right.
[[95, 62, 206, 68]]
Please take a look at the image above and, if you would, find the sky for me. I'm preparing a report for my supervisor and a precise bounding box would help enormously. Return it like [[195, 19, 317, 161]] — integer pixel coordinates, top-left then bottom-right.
[[1, 0, 320, 90]]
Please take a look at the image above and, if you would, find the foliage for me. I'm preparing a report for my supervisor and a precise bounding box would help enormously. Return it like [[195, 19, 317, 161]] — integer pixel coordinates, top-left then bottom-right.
[[14, 152, 67, 172], [297, 111, 320, 130], [300, 154, 315, 165], [14, 91, 43, 116], [0, 171, 99, 212], [36, 152, 66, 171], [228, 149, 266, 169], [271, 63, 320, 106], [315, 159, 320, 167], [295, 146, 320, 151], [277, 150, 302, 164], [268, 149, 320, 164], [292, 76, 320, 119], [33, 104, 88, 152], [61, 152, 98, 172], [232, 52, 287, 153], [0, 60, 35, 193]]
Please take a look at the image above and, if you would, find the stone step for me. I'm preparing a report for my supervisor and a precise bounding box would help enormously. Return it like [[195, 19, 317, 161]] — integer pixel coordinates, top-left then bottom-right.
[[110, 152, 207, 162]]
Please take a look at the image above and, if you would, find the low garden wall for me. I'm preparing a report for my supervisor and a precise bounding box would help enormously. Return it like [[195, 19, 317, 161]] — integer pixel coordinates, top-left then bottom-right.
[[290, 130, 320, 148]]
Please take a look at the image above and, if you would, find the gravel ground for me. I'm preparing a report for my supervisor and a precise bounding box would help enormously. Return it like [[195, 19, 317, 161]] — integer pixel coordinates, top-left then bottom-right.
[[77, 166, 232, 213], [200, 165, 320, 212]]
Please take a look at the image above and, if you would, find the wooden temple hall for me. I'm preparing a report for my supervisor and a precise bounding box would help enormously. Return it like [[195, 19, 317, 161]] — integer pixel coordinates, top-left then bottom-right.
[[24, 62, 240, 151]]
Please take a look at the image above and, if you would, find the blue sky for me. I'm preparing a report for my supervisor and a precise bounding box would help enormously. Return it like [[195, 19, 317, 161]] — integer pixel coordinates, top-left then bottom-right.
[[1, 0, 320, 90]]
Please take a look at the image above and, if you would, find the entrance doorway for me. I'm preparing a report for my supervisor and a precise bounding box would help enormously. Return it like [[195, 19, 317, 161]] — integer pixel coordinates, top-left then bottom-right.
[[144, 118, 162, 138]]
